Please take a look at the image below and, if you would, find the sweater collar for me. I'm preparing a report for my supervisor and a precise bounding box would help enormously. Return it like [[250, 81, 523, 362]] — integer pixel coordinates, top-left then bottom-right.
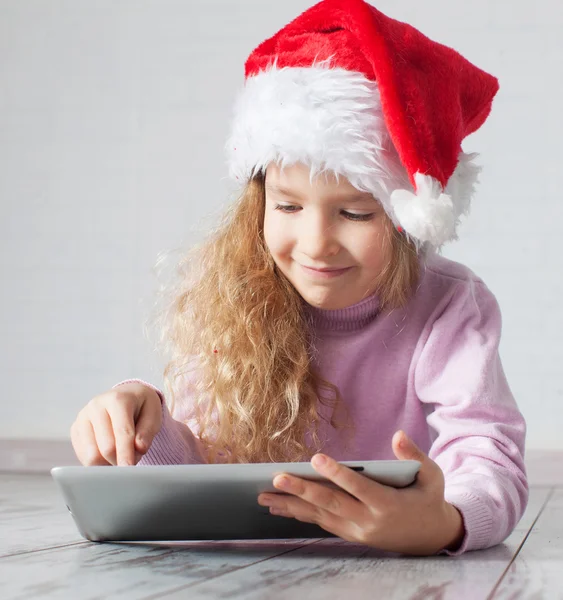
[[304, 291, 380, 333]]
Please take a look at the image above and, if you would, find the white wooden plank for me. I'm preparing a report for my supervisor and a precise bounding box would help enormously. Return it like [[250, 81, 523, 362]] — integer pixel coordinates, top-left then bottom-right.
[[0, 471, 551, 600], [158, 487, 550, 600], [0, 538, 320, 599], [492, 488, 563, 599], [0, 472, 317, 600], [0, 474, 84, 557]]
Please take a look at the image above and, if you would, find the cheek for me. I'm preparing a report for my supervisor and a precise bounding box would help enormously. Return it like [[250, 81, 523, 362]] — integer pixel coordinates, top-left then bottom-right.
[[353, 226, 391, 272], [263, 213, 288, 259]]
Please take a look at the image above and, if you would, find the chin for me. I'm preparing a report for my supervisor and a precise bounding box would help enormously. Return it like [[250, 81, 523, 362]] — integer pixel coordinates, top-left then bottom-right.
[[280, 267, 356, 309], [299, 288, 345, 310]]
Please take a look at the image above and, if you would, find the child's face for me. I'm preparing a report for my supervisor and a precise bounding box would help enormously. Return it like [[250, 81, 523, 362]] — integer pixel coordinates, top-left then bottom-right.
[[264, 162, 391, 310]]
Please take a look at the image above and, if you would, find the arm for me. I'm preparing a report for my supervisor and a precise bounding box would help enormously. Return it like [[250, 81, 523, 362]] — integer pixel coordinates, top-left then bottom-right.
[[112, 378, 207, 465], [414, 279, 528, 555]]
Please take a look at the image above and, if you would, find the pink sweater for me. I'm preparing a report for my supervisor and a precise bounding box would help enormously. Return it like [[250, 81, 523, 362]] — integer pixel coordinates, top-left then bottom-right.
[[115, 251, 528, 555]]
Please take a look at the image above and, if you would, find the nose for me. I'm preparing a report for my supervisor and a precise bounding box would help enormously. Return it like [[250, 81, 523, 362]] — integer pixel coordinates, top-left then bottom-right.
[[298, 212, 340, 260]]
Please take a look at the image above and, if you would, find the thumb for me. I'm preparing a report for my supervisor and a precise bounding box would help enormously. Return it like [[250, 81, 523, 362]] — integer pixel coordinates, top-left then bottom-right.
[[392, 430, 439, 486]]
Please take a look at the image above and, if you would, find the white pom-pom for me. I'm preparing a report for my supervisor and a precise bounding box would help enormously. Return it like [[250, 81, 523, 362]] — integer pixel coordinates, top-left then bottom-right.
[[390, 173, 456, 247]]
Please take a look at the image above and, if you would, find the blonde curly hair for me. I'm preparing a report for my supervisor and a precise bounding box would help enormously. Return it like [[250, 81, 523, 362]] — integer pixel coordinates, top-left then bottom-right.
[[145, 173, 420, 464]]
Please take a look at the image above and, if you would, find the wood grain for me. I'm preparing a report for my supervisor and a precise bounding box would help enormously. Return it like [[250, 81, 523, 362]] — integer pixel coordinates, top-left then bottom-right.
[[0, 473, 560, 600], [157, 488, 550, 600], [492, 488, 563, 600], [0, 539, 324, 599], [0, 473, 85, 557]]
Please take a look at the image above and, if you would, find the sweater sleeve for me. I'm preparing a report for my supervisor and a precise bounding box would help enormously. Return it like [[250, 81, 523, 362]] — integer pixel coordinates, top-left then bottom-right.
[[112, 378, 207, 465], [414, 278, 528, 556]]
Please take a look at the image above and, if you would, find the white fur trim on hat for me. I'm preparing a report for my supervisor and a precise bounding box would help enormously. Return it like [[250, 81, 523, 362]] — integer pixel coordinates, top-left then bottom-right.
[[390, 153, 481, 247], [226, 63, 480, 248]]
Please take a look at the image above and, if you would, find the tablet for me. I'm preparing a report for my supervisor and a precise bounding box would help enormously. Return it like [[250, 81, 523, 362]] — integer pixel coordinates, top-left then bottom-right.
[[51, 460, 420, 542]]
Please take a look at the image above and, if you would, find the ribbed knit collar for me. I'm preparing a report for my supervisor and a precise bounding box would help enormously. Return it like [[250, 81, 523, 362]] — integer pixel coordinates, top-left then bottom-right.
[[304, 291, 380, 333]]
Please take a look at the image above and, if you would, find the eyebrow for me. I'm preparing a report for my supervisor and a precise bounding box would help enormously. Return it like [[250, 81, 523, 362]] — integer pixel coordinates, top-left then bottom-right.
[[265, 184, 375, 203]]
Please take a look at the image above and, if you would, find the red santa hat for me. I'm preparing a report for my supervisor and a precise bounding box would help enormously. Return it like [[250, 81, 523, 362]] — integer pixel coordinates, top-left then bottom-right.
[[226, 0, 499, 248]]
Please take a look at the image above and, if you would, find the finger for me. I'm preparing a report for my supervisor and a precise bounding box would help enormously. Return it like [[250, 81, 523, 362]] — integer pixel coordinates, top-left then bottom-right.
[[88, 406, 118, 465], [309, 454, 393, 505], [133, 395, 162, 456], [391, 430, 442, 487], [259, 494, 363, 544], [107, 403, 137, 466], [71, 418, 111, 466], [272, 473, 365, 520]]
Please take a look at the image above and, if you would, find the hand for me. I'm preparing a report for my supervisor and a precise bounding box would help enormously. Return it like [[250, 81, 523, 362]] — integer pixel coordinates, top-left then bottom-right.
[[257, 430, 465, 555], [70, 382, 163, 467]]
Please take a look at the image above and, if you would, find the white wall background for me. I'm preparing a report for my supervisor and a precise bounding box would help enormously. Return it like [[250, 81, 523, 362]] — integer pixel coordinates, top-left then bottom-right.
[[1, 0, 561, 449]]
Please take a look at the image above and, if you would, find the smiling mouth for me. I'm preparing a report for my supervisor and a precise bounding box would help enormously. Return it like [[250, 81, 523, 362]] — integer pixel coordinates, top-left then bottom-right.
[[300, 265, 352, 277], [302, 266, 350, 272]]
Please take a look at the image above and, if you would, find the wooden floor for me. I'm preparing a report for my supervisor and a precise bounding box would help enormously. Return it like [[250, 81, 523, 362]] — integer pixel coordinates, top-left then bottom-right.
[[0, 473, 561, 600]]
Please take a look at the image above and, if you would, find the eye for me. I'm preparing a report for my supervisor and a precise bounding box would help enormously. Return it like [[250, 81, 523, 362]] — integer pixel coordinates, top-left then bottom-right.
[[342, 211, 375, 222], [273, 204, 375, 221], [274, 204, 300, 213]]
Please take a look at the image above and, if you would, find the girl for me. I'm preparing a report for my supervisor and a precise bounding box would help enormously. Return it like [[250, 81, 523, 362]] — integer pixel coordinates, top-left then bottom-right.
[[71, 0, 528, 556]]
